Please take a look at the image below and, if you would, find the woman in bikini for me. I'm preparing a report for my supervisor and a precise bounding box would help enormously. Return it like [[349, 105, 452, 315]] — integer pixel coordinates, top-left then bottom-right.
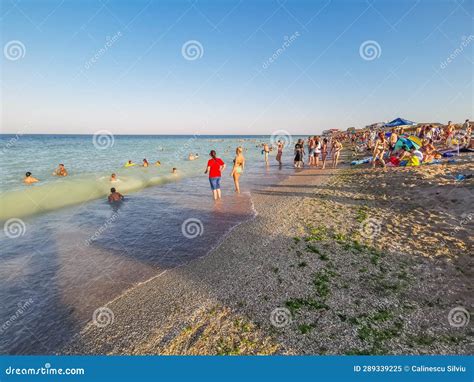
[[321, 138, 328, 169], [307, 136, 315, 166], [372, 132, 387, 169], [275, 140, 284, 166], [331, 139, 343, 169], [421, 139, 436, 163], [231, 146, 245, 193], [314, 136, 321, 167], [445, 121, 455, 146]]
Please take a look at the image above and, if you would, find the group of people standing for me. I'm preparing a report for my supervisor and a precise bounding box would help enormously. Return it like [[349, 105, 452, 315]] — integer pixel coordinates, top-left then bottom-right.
[[293, 137, 342, 169], [204, 135, 345, 200], [204, 147, 245, 200]]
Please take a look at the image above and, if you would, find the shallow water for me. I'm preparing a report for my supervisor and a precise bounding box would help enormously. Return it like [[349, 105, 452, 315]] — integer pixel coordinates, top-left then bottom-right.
[[0, 135, 298, 354]]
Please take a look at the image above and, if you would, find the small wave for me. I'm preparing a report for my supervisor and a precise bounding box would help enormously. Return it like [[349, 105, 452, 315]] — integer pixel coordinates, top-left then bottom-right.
[[0, 169, 182, 221]]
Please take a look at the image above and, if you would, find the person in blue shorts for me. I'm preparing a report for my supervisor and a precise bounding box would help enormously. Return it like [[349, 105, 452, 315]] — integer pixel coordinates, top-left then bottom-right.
[[205, 150, 226, 200]]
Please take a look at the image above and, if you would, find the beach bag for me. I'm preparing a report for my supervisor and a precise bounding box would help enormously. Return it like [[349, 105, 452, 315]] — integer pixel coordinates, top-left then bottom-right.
[[407, 156, 420, 166], [389, 156, 400, 166]]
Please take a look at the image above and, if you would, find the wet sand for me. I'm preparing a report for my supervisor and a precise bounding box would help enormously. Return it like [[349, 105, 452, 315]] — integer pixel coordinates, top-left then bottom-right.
[[64, 155, 473, 355]]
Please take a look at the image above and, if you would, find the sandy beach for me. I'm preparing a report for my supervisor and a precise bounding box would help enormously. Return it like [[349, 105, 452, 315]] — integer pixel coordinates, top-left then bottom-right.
[[64, 154, 473, 355]]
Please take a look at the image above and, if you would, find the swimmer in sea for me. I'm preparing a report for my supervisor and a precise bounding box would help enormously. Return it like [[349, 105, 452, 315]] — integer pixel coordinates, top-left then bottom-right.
[[142, 159, 149, 167], [52, 163, 68, 177], [155, 160, 161, 166], [188, 153, 196, 161], [24, 172, 39, 184], [110, 173, 118, 182], [172, 167, 177, 174], [108, 187, 124, 203], [124, 160, 135, 168]]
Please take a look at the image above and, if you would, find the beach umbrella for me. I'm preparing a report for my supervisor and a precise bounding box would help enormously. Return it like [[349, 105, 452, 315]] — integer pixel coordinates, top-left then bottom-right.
[[407, 136, 422, 149], [393, 137, 420, 151], [393, 138, 406, 151]]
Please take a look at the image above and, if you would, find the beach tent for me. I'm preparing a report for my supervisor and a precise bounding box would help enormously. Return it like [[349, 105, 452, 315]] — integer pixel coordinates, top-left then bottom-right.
[[384, 118, 416, 128]]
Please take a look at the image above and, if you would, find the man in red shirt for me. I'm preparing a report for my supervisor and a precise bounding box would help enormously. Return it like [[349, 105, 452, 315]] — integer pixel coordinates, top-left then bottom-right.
[[205, 150, 226, 200]]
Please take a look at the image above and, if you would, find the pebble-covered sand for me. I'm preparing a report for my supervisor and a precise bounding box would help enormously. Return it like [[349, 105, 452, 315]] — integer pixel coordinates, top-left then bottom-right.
[[64, 154, 473, 355]]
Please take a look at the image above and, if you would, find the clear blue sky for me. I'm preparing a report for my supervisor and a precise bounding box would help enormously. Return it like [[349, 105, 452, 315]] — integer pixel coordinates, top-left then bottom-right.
[[1, 0, 472, 135]]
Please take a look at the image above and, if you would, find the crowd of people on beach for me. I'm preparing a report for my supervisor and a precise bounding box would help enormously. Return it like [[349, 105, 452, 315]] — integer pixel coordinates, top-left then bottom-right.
[[21, 119, 472, 202], [289, 137, 343, 169], [203, 136, 347, 200], [343, 119, 472, 170]]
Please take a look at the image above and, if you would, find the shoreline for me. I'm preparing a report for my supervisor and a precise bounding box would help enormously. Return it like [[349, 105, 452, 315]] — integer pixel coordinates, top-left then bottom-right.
[[64, 157, 472, 355], [64, 165, 335, 355]]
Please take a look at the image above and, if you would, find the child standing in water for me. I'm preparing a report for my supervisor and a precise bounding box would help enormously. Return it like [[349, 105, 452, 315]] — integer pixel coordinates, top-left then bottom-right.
[[205, 150, 226, 200], [231, 147, 245, 193]]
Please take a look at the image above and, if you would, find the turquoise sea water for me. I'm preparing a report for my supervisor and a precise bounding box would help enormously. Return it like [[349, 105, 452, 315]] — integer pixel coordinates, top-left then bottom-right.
[[0, 134, 294, 219], [0, 134, 299, 354]]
